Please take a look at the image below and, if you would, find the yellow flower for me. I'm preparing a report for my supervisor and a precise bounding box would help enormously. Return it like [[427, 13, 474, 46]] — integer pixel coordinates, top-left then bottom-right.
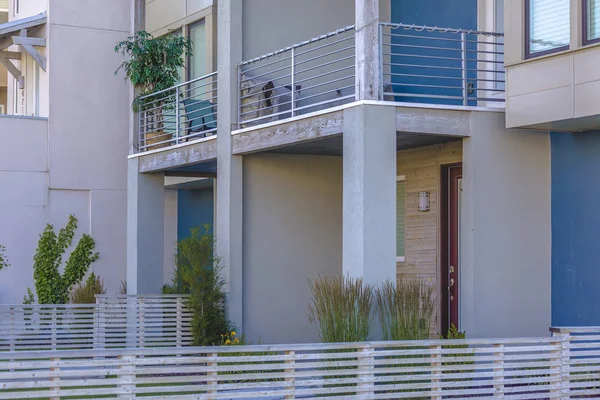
[[234, 338, 240, 344], [225, 339, 231, 344], [231, 331, 236, 336]]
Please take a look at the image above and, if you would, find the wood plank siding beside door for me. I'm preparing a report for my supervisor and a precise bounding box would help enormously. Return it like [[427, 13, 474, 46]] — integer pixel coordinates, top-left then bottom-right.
[[396, 140, 463, 336]]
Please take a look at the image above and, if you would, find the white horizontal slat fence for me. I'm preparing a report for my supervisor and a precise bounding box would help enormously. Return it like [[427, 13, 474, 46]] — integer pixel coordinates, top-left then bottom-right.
[[0, 295, 192, 351], [1, 333, 593, 399]]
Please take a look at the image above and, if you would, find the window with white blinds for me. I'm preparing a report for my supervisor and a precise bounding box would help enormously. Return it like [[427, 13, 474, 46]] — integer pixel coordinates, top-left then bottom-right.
[[396, 178, 406, 260], [527, 0, 570, 56], [587, 0, 600, 42]]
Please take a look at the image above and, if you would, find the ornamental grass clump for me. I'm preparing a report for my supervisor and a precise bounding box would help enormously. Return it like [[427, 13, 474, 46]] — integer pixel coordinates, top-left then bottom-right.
[[377, 276, 438, 341], [308, 274, 375, 342], [70, 273, 106, 304]]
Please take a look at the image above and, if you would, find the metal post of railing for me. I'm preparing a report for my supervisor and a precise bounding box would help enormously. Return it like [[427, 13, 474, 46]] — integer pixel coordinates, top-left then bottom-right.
[[291, 46, 296, 118], [237, 66, 242, 129], [139, 109, 144, 152], [175, 85, 180, 145], [378, 24, 384, 101], [461, 32, 468, 106]]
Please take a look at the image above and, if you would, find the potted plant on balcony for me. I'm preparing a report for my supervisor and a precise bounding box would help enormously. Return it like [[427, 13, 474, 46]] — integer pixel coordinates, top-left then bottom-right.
[[115, 31, 191, 151]]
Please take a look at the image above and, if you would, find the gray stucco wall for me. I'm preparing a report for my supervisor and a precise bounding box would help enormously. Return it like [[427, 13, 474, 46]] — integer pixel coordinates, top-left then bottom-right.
[[242, 0, 390, 60], [242, 154, 343, 344], [0, 117, 48, 303], [461, 111, 551, 338]]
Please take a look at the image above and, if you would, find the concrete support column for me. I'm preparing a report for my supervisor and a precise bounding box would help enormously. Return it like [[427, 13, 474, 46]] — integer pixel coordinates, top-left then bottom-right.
[[355, 0, 381, 100], [126, 157, 164, 294], [129, 0, 145, 154], [343, 104, 396, 285], [216, 0, 244, 331]]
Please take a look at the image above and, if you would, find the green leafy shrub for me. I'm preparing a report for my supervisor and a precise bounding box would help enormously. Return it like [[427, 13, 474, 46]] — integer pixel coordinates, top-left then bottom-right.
[[29, 214, 99, 304], [440, 324, 474, 385], [164, 226, 230, 346], [377, 276, 438, 340], [22, 288, 35, 305], [115, 30, 191, 112], [308, 274, 375, 342], [0, 244, 9, 271], [70, 273, 106, 304]]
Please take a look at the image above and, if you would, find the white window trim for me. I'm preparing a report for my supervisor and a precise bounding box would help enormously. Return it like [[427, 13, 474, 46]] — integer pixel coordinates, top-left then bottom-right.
[[396, 175, 406, 263]]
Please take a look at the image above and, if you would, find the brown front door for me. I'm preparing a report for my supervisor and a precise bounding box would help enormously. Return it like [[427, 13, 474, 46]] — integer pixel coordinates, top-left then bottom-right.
[[441, 164, 462, 334]]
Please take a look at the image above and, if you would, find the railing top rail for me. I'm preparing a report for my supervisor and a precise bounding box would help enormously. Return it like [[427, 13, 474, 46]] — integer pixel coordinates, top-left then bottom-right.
[[2, 336, 561, 359], [0, 304, 97, 309], [95, 294, 190, 298], [138, 71, 217, 101], [380, 21, 504, 38], [550, 326, 600, 333], [238, 25, 355, 68]]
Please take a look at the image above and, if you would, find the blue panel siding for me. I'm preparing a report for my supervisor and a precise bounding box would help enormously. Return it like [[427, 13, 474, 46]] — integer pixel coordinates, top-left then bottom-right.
[[389, 0, 478, 105], [177, 187, 214, 241], [551, 132, 600, 326]]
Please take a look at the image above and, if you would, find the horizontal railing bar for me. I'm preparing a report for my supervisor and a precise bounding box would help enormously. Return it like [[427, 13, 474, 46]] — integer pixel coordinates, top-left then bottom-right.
[[239, 83, 295, 106], [240, 54, 293, 75], [294, 34, 354, 58], [294, 64, 354, 85], [387, 72, 463, 81], [469, 68, 505, 73], [381, 21, 504, 37], [382, 51, 463, 62], [390, 82, 467, 90], [388, 42, 464, 52], [293, 84, 354, 104], [387, 92, 464, 100], [293, 45, 355, 67], [139, 72, 217, 100], [240, 65, 292, 83], [384, 61, 463, 71], [294, 74, 354, 94], [384, 33, 464, 44], [294, 54, 355, 76]]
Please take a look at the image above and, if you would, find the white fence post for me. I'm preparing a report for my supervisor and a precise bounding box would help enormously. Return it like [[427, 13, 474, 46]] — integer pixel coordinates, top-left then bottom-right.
[[51, 308, 57, 351], [431, 344, 442, 400], [139, 297, 145, 349], [493, 343, 504, 397], [9, 308, 15, 353], [126, 297, 137, 348], [358, 344, 374, 397], [176, 297, 183, 347], [49, 356, 60, 400], [558, 331, 571, 400], [118, 354, 136, 399], [207, 352, 218, 399], [550, 338, 563, 399], [284, 350, 296, 399]]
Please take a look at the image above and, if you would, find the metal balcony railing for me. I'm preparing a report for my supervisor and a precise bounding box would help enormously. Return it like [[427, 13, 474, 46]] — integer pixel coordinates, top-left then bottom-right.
[[380, 22, 505, 106], [138, 72, 217, 152], [237, 26, 356, 128]]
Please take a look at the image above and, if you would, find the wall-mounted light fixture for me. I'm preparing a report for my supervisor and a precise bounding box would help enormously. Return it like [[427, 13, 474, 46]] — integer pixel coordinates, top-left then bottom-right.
[[418, 191, 430, 212]]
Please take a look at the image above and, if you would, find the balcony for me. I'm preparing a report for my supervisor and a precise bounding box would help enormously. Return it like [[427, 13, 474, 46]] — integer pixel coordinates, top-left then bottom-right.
[[134, 23, 504, 155], [237, 22, 505, 129], [138, 72, 218, 152]]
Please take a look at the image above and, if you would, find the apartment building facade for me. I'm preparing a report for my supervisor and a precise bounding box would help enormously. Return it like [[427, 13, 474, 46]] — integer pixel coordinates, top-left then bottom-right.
[[504, 0, 600, 328], [127, 0, 553, 344], [0, 0, 131, 302]]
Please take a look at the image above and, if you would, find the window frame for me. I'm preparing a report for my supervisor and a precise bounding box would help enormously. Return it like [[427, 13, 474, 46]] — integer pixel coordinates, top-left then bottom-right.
[[187, 18, 207, 82], [396, 175, 406, 263], [583, 0, 600, 45], [524, 0, 571, 59]]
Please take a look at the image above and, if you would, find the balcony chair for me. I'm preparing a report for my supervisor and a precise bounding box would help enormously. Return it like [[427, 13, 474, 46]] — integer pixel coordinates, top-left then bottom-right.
[[182, 99, 217, 141]]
